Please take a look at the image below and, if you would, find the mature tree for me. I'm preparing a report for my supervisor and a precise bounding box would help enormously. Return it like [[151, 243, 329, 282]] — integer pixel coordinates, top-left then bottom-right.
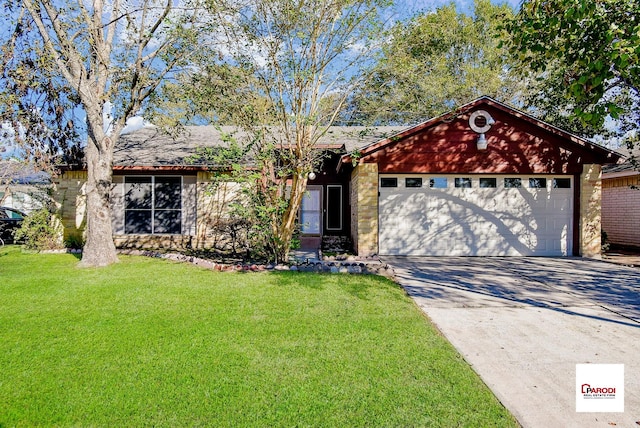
[[162, 0, 389, 262], [343, 0, 524, 125], [1, 0, 211, 266], [506, 0, 639, 134], [1, 5, 83, 199]]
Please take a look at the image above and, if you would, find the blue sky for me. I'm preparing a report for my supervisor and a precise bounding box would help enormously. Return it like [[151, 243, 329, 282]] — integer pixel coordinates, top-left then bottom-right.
[[1, 0, 525, 159], [391, 0, 520, 18]]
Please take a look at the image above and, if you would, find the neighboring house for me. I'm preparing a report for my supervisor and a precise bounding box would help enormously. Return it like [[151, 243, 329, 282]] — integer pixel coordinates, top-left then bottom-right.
[[53, 97, 621, 257], [602, 146, 640, 250], [0, 161, 50, 213]]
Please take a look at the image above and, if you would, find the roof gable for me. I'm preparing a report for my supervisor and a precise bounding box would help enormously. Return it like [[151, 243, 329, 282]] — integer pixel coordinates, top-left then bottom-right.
[[342, 96, 621, 174]]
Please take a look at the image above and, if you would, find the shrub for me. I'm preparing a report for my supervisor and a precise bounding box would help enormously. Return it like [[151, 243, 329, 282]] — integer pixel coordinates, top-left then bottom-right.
[[14, 208, 63, 251], [64, 232, 85, 250]]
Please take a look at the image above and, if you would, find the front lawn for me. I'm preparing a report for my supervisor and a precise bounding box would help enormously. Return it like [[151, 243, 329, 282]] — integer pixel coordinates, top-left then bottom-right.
[[0, 246, 517, 427]]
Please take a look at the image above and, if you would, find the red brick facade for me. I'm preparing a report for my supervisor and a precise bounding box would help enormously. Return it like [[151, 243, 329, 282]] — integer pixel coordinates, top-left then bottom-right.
[[602, 175, 640, 249]]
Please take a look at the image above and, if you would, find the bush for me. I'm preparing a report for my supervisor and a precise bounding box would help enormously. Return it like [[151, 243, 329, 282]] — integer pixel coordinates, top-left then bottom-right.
[[14, 209, 63, 251], [64, 232, 85, 250]]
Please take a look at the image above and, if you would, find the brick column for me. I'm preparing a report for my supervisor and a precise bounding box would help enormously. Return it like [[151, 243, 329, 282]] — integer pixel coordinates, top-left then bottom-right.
[[52, 170, 88, 243], [579, 164, 602, 258], [350, 163, 378, 256]]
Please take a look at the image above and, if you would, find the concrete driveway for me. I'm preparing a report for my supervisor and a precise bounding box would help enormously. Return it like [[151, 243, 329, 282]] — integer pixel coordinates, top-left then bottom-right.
[[383, 256, 640, 428]]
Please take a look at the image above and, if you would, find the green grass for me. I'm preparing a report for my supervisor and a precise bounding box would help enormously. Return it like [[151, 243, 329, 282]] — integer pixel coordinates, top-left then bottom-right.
[[0, 246, 517, 427]]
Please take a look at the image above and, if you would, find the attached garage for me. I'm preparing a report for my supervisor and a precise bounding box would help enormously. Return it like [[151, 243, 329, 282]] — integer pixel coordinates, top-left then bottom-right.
[[343, 97, 621, 257], [379, 174, 573, 256]]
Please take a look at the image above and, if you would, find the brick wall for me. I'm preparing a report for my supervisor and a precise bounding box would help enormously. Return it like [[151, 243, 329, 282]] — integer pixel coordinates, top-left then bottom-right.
[[54, 170, 250, 251], [52, 170, 87, 243], [602, 174, 640, 249], [579, 164, 602, 257], [194, 171, 248, 251], [350, 163, 378, 256]]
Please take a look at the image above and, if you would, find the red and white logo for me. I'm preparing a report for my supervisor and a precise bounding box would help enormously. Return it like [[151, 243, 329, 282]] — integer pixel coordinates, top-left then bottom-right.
[[576, 364, 624, 412]]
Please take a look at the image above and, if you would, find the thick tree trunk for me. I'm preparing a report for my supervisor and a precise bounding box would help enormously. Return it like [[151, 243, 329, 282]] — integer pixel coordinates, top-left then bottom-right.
[[79, 136, 118, 267], [275, 171, 307, 262]]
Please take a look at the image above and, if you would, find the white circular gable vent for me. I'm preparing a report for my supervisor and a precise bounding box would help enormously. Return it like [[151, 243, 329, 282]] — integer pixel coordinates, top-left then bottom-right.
[[468, 110, 495, 133]]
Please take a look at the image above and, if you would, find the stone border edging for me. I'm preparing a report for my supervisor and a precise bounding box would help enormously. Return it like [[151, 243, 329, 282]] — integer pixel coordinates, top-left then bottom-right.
[[117, 249, 395, 277]]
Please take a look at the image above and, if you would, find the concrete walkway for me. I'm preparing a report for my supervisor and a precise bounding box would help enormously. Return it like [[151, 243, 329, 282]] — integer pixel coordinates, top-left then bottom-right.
[[384, 256, 640, 428]]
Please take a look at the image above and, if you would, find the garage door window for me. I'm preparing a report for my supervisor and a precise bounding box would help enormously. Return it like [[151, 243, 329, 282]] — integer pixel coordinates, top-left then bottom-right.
[[405, 178, 422, 188], [430, 178, 447, 188], [553, 178, 571, 188], [455, 177, 472, 188], [529, 178, 547, 188], [380, 177, 398, 187], [479, 178, 497, 188], [504, 178, 522, 188]]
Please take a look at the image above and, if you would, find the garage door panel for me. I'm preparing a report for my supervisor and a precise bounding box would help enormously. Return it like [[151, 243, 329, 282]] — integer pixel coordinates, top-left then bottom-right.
[[379, 175, 573, 256]]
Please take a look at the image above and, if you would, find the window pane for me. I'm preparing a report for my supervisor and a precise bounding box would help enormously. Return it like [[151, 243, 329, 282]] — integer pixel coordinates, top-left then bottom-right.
[[529, 178, 547, 188], [125, 177, 152, 209], [504, 178, 522, 188], [154, 210, 181, 234], [479, 178, 497, 188], [301, 211, 320, 234], [125, 210, 152, 234], [155, 177, 182, 209], [405, 177, 422, 188], [553, 178, 571, 188], [326, 186, 342, 230], [430, 177, 447, 188], [380, 177, 398, 187], [455, 178, 472, 188]]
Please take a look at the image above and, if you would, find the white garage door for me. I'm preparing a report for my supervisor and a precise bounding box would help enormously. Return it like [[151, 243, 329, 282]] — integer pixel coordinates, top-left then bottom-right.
[[379, 175, 573, 256]]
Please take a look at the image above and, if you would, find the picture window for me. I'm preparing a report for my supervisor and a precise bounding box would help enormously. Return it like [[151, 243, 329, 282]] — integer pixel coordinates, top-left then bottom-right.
[[125, 176, 182, 234]]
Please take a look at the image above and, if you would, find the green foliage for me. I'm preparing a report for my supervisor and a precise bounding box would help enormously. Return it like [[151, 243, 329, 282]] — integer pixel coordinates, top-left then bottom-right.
[[0, 3, 84, 169], [13, 208, 62, 251], [63, 232, 85, 250], [345, 0, 523, 125], [506, 0, 640, 130], [0, 249, 518, 427], [187, 130, 287, 261], [349, 148, 362, 166], [161, 0, 392, 262], [3, 0, 217, 267]]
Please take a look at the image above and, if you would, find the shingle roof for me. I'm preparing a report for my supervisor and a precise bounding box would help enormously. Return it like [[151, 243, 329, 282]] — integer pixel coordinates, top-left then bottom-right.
[[602, 145, 640, 175], [115, 125, 406, 167], [0, 161, 50, 184]]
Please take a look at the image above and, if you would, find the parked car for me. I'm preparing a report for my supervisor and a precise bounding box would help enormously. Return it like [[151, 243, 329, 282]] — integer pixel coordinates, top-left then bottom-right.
[[0, 207, 26, 244]]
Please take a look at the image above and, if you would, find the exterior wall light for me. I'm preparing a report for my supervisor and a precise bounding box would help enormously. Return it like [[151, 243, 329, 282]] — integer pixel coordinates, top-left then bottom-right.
[[469, 109, 495, 151], [308, 172, 317, 180], [477, 133, 488, 150]]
